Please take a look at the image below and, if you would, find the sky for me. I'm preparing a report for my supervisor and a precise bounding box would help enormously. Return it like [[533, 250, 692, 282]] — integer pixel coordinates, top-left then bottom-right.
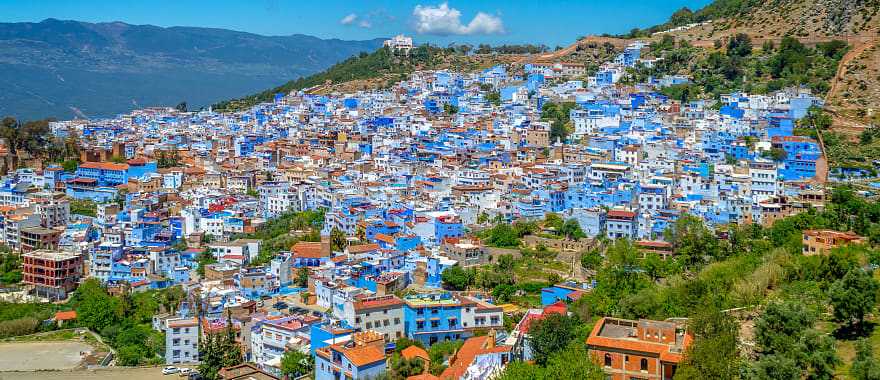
[[0, 0, 713, 47]]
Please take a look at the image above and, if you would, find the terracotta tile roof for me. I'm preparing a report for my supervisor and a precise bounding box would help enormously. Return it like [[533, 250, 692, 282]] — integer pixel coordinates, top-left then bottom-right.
[[354, 295, 404, 312], [292, 242, 327, 259], [586, 317, 691, 364], [401, 345, 430, 363], [348, 243, 380, 254], [407, 374, 440, 380], [441, 335, 492, 379], [340, 344, 385, 367], [374, 233, 396, 245], [54, 310, 77, 321], [607, 210, 636, 219], [79, 161, 129, 171]]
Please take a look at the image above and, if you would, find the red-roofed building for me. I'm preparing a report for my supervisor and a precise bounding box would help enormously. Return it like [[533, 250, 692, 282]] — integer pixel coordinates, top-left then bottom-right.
[[345, 295, 406, 342], [509, 301, 568, 361], [606, 209, 637, 239], [401, 345, 431, 371], [292, 240, 331, 266], [315, 331, 387, 379], [586, 317, 692, 380], [440, 334, 511, 379], [802, 229, 865, 256], [53, 310, 77, 327]]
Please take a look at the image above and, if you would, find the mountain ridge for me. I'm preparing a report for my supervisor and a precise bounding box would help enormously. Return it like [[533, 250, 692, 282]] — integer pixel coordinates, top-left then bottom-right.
[[0, 19, 384, 120]]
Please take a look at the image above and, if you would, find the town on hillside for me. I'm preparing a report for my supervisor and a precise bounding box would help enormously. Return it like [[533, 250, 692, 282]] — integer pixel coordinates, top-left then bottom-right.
[[2, 26, 880, 380]]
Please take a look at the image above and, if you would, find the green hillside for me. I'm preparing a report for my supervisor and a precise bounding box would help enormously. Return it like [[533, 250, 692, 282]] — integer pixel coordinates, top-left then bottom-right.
[[212, 46, 447, 112]]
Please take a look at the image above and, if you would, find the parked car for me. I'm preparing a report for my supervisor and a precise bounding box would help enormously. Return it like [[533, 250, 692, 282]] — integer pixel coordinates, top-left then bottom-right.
[[273, 301, 288, 309], [179, 368, 192, 376], [163, 366, 179, 375]]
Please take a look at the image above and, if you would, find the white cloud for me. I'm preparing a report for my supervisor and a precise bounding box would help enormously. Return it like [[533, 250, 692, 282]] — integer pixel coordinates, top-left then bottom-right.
[[341, 13, 374, 28], [412, 2, 504, 36], [340, 13, 358, 25]]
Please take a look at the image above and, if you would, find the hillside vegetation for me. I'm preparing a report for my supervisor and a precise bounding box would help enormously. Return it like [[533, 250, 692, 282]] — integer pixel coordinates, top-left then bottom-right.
[[650, 0, 880, 128]]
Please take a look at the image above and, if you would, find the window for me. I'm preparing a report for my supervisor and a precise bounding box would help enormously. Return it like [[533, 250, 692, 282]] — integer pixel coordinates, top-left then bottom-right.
[[431, 320, 440, 328], [604, 353, 612, 367], [365, 322, 372, 329], [416, 321, 425, 329], [640, 358, 648, 372], [394, 318, 401, 325]]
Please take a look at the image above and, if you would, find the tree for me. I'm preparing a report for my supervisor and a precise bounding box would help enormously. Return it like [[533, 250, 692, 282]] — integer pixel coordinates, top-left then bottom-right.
[[281, 349, 313, 378], [829, 268, 880, 328], [116, 344, 144, 366], [441, 266, 474, 290], [852, 339, 880, 380], [500, 341, 603, 380], [755, 299, 815, 355], [674, 308, 739, 380], [641, 253, 666, 280], [393, 337, 425, 353], [559, 219, 585, 240], [528, 313, 579, 365], [482, 223, 520, 248], [485, 91, 501, 106], [796, 329, 838, 380], [664, 214, 721, 267], [61, 159, 79, 172], [541, 102, 577, 144], [580, 249, 603, 271], [543, 213, 564, 231], [726, 33, 753, 58], [295, 267, 310, 288], [75, 279, 124, 332], [751, 354, 801, 380], [330, 227, 347, 252], [198, 312, 243, 380], [391, 355, 425, 379], [497, 254, 515, 272], [175, 101, 188, 112]]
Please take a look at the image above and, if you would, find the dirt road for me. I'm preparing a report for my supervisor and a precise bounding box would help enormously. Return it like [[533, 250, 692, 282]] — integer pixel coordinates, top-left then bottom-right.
[[0, 366, 181, 380], [0, 341, 92, 371]]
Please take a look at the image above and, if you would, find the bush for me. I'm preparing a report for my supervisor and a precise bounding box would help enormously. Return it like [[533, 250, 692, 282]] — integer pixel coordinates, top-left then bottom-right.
[[0, 317, 40, 338]]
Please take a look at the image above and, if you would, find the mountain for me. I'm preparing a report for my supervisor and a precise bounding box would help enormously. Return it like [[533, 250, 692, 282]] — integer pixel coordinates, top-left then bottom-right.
[[0, 19, 384, 120]]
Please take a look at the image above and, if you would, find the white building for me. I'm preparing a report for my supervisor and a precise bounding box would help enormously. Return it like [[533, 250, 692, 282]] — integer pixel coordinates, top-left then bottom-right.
[[384, 34, 413, 54], [165, 317, 199, 365]]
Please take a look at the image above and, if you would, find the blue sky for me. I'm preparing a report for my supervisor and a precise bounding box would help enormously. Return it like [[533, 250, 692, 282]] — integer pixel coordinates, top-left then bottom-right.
[[1, 0, 713, 46]]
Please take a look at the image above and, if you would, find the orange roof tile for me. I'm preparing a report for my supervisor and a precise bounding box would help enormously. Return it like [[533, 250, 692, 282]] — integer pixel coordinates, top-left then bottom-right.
[[374, 233, 396, 245], [79, 161, 129, 171], [401, 345, 430, 363], [440, 336, 492, 379], [340, 344, 385, 367], [407, 374, 439, 380], [348, 243, 380, 254], [54, 310, 77, 321], [292, 242, 327, 259]]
